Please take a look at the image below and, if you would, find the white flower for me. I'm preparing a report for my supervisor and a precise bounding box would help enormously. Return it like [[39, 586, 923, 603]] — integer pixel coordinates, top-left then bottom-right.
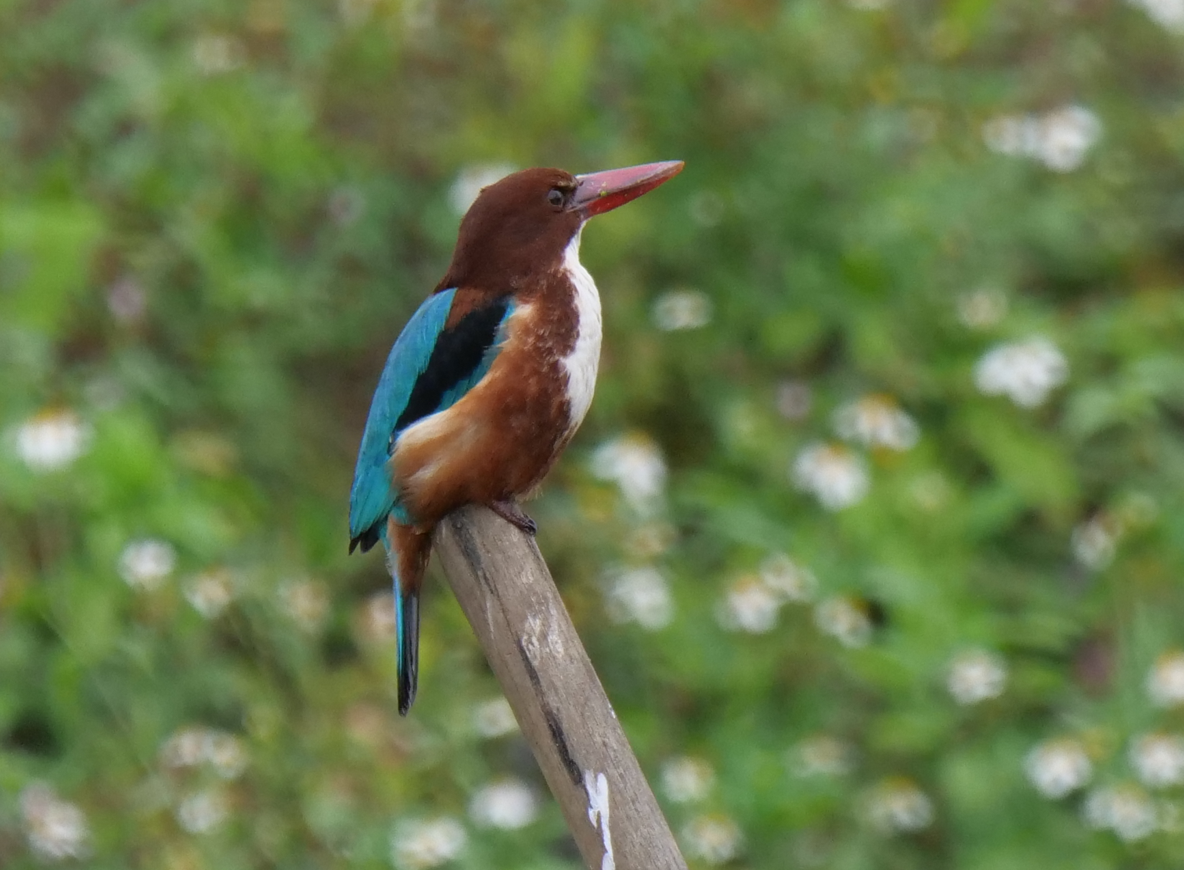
[[448, 163, 516, 214], [973, 336, 1068, 408], [13, 409, 91, 471], [590, 434, 667, 514], [278, 579, 329, 632], [681, 814, 743, 864], [204, 732, 248, 779], [468, 779, 538, 829], [652, 289, 712, 331], [391, 817, 467, 869], [472, 697, 518, 739], [957, 287, 1009, 330], [118, 539, 177, 590], [791, 735, 856, 777], [833, 395, 919, 451], [1148, 651, 1184, 707], [1071, 515, 1118, 571], [1083, 785, 1158, 841], [604, 567, 673, 630], [1130, 734, 1184, 788], [759, 553, 817, 602], [1036, 106, 1103, 172], [983, 105, 1101, 172], [865, 778, 934, 834], [184, 569, 235, 618], [792, 443, 869, 510], [176, 788, 228, 834], [161, 727, 209, 769], [661, 757, 715, 804], [360, 590, 397, 643], [1024, 738, 1092, 798], [20, 783, 91, 861], [775, 380, 813, 421], [946, 650, 1008, 705], [814, 596, 873, 648], [1127, 0, 1184, 32], [717, 575, 782, 634], [160, 727, 248, 779], [192, 35, 243, 75]]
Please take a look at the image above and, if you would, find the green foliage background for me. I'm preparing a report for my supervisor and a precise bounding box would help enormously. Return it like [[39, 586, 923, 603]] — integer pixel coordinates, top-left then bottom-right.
[[4, 0, 1184, 867]]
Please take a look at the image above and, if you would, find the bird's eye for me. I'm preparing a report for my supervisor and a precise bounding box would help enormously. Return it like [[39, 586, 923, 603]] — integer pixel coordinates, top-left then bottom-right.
[[547, 188, 565, 207]]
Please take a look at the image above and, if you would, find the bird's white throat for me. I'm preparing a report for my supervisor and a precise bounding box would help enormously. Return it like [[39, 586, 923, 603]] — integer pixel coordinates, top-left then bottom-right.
[[560, 229, 602, 432]]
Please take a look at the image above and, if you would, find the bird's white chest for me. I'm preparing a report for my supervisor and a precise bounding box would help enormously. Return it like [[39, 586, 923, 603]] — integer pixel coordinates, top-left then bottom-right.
[[560, 233, 602, 432]]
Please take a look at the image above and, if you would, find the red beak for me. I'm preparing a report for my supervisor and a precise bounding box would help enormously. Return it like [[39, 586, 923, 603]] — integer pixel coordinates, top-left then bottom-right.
[[569, 160, 684, 219]]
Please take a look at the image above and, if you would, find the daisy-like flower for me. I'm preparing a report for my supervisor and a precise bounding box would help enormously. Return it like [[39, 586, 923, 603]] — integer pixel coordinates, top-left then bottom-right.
[[1024, 738, 1093, 798], [1148, 651, 1184, 707], [681, 814, 743, 864], [983, 105, 1101, 172], [792, 443, 869, 510], [118, 539, 177, 590], [814, 595, 874, 648], [183, 569, 235, 618], [278, 579, 329, 633], [1131, 734, 1184, 788], [661, 757, 715, 804], [946, 649, 1008, 705], [864, 778, 934, 834], [590, 434, 667, 514], [1127, 0, 1184, 32], [391, 817, 467, 869], [13, 409, 91, 471], [791, 735, 856, 778], [472, 697, 518, 739], [20, 783, 91, 861], [717, 574, 782, 634], [973, 336, 1068, 408], [468, 779, 538, 830], [176, 788, 229, 834], [448, 163, 516, 215], [957, 287, 1008, 330], [652, 289, 712, 331], [160, 727, 248, 779], [604, 566, 674, 630], [759, 553, 817, 603], [1083, 785, 1158, 841], [833, 395, 919, 451]]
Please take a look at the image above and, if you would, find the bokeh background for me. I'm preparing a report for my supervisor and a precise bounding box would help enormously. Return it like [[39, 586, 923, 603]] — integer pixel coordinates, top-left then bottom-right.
[[5, 0, 1184, 867]]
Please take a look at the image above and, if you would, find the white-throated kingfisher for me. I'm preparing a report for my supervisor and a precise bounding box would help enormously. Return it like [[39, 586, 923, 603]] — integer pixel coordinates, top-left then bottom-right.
[[349, 160, 683, 714]]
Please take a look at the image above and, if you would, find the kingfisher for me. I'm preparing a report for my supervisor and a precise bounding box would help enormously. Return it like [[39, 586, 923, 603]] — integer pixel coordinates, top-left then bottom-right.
[[349, 160, 683, 714]]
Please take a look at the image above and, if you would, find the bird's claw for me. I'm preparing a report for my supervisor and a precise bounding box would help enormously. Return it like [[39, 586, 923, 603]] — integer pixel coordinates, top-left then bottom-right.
[[490, 500, 537, 535]]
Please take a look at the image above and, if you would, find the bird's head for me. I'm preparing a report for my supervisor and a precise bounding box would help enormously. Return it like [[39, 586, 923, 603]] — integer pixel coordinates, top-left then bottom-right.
[[440, 160, 683, 290]]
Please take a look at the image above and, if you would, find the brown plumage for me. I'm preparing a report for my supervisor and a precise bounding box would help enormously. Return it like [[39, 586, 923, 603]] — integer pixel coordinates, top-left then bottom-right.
[[349, 160, 683, 713]]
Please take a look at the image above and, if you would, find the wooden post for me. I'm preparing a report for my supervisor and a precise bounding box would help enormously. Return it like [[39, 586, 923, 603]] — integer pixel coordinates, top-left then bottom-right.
[[433, 505, 688, 870]]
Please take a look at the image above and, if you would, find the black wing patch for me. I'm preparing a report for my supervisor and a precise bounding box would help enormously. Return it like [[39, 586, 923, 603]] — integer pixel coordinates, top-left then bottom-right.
[[392, 297, 510, 436]]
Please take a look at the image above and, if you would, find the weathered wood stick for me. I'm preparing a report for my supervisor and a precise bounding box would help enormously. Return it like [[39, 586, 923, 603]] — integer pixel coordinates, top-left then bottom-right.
[[433, 504, 688, 870]]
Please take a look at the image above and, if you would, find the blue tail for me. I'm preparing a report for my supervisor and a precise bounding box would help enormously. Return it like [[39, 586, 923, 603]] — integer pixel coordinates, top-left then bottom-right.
[[384, 522, 431, 715], [394, 574, 420, 715]]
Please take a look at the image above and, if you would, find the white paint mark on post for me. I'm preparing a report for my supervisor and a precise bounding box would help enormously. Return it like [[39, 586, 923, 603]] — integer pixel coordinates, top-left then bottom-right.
[[585, 769, 614, 870]]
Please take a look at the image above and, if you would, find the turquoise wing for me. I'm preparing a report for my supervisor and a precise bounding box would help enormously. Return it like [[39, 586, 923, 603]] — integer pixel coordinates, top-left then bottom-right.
[[349, 289, 512, 551]]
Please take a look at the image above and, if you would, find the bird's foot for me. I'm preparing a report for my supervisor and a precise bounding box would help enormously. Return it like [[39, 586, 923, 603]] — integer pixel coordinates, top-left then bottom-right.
[[490, 500, 537, 535]]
